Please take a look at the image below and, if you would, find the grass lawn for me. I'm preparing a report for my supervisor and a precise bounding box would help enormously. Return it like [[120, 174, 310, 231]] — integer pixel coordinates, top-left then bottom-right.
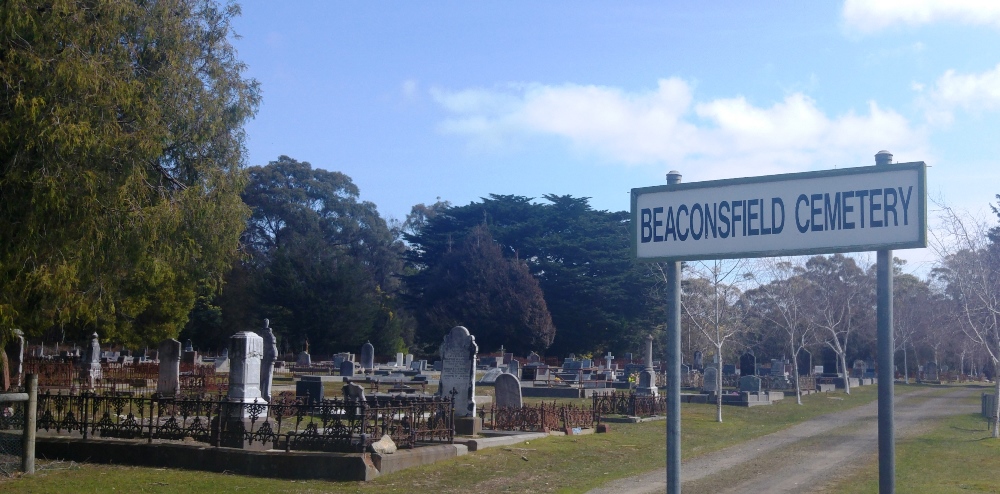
[[1, 385, 905, 493]]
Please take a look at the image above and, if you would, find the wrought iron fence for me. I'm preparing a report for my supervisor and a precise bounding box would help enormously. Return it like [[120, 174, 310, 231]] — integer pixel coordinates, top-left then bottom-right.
[[22, 359, 226, 396], [34, 391, 453, 453], [482, 402, 596, 432], [591, 390, 666, 423]]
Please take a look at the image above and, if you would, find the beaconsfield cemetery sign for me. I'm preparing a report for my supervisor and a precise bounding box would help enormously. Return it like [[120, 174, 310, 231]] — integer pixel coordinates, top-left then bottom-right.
[[631, 162, 926, 261]]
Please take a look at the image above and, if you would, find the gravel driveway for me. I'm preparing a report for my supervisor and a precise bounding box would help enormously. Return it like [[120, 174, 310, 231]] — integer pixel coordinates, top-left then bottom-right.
[[586, 386, 980, 494]]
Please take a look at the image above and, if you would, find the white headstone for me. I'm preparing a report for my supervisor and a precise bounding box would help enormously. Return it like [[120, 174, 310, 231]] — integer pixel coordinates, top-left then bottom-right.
[[361, 341, 375, 371], [438, 326, 478, 417], [396, 352, 404, 367], [479, 367, 503, 384], [228, 331, 264, 417]]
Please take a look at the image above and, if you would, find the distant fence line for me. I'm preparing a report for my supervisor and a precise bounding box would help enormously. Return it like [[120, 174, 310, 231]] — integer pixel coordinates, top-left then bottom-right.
[[22, 359, 226, 396]]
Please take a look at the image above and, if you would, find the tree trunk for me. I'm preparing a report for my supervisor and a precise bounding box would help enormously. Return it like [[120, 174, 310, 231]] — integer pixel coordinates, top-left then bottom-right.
[[993, 374, 999, 439], [792, 349, 802, 405], [903, 345, 909, 384], [839, 352, 851, 394], [716, 353, 723, 423]]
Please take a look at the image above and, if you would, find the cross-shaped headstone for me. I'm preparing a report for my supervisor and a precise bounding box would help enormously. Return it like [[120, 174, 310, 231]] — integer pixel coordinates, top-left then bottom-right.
[[605, 351, 614, 370]]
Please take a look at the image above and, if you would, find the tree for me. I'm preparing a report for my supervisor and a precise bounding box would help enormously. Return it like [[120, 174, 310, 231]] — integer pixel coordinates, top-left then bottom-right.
[[802, 254, 873, 394], [680, 259, 754, 422], [931, 202, 1000, 437], [745, 257, 815, 405], [405, 194, 658, 356], [0, 0, 260, 347], [412, 224, 555, 355], [212, 156, 411, 355]]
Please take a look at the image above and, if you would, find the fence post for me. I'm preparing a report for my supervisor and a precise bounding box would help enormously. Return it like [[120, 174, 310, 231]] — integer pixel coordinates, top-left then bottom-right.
[[21, 374, 37, 474], [82, 392, 89, 440], [148, 396, 155, 444]]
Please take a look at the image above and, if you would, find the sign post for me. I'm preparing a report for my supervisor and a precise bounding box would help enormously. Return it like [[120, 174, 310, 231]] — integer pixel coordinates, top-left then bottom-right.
[[632, 156, 925, 493]]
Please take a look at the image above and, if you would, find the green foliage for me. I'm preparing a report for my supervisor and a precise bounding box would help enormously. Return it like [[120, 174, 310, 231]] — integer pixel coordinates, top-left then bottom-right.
[[405, 194, 658, 355], [218, 156, 411, 355], [0, 0, 260, 346], [414, 224, 555, 354]]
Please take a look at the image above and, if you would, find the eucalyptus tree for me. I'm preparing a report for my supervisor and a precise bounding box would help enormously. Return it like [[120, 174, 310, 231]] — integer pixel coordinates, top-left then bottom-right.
[[0, 0, 260, 347], [931, 202, 1000, 436], [745, 257, 815, 405], [801, 254, 873, 394], [679, 258, 755, 422]]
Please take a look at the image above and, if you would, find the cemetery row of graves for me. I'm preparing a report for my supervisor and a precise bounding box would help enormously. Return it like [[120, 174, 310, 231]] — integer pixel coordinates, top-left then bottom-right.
[[0, 322, 970, 479]]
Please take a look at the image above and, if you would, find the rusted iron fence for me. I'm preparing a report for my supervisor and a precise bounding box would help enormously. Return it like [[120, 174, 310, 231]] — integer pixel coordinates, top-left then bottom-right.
[[23, 359, 226, 396], [591, 390, 666, 423], [482, 402, 597, 432], [34, 391, 453, 453]]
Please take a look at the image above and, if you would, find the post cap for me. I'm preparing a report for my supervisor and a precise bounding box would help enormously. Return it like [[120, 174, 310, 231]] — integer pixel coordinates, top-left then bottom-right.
[[875, 150, 893, 166]]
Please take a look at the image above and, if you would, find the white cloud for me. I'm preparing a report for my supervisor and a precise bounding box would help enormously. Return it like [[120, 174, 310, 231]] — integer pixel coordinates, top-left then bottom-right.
[[920, 63, 1000, 124], [401, 79, 419, 99], [431, 78, 929, 179], [843, 0, 1000, 33]]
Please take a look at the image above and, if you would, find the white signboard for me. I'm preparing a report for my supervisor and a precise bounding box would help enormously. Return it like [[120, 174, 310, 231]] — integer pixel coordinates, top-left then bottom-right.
[[631, 163, 926, 262]]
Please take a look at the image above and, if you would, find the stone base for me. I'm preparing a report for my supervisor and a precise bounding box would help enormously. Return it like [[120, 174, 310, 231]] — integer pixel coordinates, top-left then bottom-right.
[[454, 416, 482, 436], [634, 386, 658, 397]]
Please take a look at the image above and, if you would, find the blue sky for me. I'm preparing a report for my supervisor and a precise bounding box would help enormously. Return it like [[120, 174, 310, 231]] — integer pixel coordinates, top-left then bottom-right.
[[232, 1, 1000, 273]]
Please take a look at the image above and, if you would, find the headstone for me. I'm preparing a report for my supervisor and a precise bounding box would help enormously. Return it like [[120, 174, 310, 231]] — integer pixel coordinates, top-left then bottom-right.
[[433, 360, 443, 372], [438, 326, 478, 417], [228, 331, 264, 418], [157, 339, 181, 397], [296, 375, 324, 405], [694, 350, 704, 371], [405, 354, 413, 367], [260, 319, 277, 402], [797, 350, 812, 376], [605, 351, 614, 370], [80, 332, 102, 388], [340, 360, 356, 377], [527, 352, 541, 364], [507, 359, 521, 378], [4, 329, 25, 388], [703, 366, 719, 393], [636, 370, 658, 396], [479, 367, 503, 384], [361, 341, 375, 371], [739, 375, 762, 393], [822, 346, 838, 374], [739, 352, 756, 376], [770, 359, 787, 377], [396, 352, 404, 367], [184, 339, 194, 353], [722, 364, 737, 376], [297, 338, 311, 366], [410, 360, 425, 372], [494, 373, 523, 408]]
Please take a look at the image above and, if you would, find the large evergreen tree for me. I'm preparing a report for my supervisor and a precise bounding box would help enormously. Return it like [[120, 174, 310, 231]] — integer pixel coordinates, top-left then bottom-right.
[[207, 156, 411, 355], [0, 0, 260, 346], [405, 194, 658, 355]]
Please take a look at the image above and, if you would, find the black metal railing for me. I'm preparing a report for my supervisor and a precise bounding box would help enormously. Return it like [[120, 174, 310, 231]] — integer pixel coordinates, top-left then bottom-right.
[[591, 390, 666, 423], [34, 391, 453, 453]]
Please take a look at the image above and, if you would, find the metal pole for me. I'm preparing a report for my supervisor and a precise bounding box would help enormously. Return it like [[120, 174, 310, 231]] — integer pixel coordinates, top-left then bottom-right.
[[22, 374, 37, 475], [875, 150, 895, 493], [666, 170, 682, 494]]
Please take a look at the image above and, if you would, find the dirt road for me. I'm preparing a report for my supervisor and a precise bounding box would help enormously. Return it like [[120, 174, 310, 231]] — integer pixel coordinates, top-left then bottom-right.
[[585, 386, 980, 494]]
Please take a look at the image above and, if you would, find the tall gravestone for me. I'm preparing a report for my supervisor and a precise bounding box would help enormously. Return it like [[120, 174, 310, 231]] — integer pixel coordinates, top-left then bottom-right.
[[260, 319, 277, 402], [228, 331, 264, 418], [740, 352, 756, 376], [693, 350, 704, 372], [80, 332, 102, 388], [341, 360, 356, 377], [157, 339, 181, 397], [361, 341, 375, 372], [797, 350, 812, 376], [494, 373, 522, 408], [636, 334, 658, 396], [439, 326, 479, 434], [4, 329, 25, 388], [507, 359, 520, 379]]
